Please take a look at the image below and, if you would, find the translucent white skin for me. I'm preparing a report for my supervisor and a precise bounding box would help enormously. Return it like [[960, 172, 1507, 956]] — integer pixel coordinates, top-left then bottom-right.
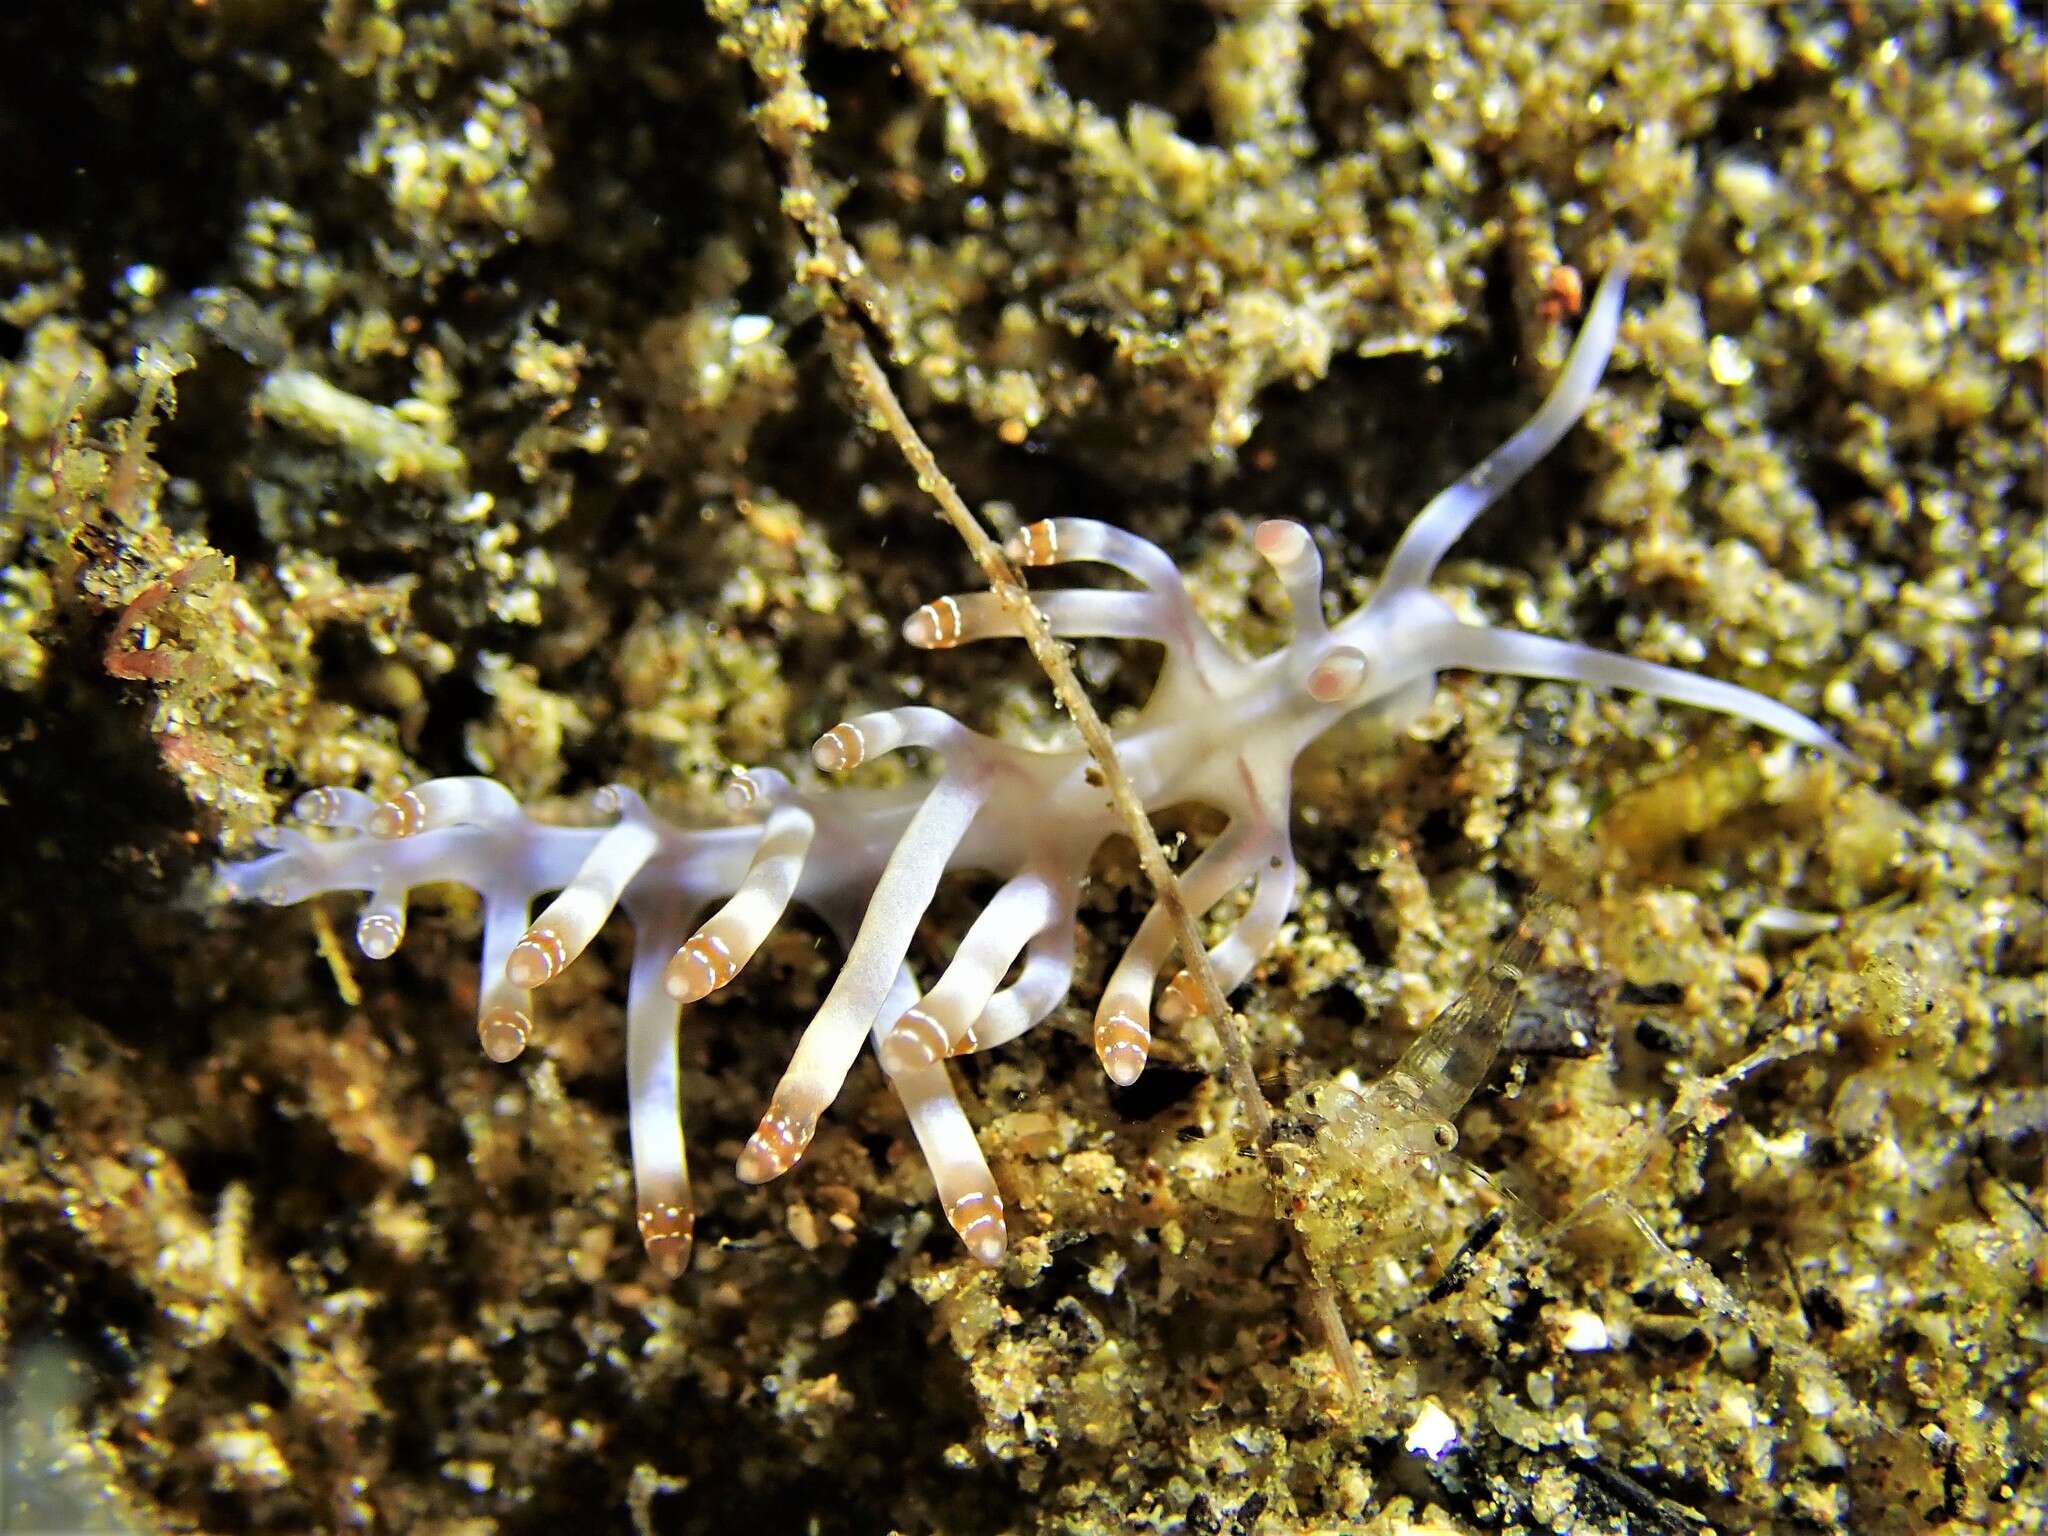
[[219, 264, 1844, 1270]]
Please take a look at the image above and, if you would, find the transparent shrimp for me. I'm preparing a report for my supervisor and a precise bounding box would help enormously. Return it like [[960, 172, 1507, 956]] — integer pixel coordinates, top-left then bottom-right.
[[1319, 899, 1558, 1168]]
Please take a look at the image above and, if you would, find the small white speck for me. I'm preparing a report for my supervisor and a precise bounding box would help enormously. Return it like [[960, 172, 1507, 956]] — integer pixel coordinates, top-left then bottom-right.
[[1719, 1388, 1759, 1430], [1713, 159, 1779, 225], [1708, 334, 1755, 387], [1559, 1309, 1610, 1352], [1799, 1377, 1837, 1417], [730, 313, 774, 347], [1405, 1400, 1460, 1460]]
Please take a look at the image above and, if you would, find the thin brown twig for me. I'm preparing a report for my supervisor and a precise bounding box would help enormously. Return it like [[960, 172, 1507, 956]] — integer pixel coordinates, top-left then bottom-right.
[[728, 28, 1362, 1400]]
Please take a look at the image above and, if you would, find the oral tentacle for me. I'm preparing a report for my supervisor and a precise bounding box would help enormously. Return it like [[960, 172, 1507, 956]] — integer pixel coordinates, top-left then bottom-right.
[[1371, 257, 1631, 604]]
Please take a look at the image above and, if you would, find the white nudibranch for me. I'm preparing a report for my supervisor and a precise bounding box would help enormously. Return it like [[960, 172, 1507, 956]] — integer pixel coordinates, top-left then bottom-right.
[[218, 265, 1845, 1274]]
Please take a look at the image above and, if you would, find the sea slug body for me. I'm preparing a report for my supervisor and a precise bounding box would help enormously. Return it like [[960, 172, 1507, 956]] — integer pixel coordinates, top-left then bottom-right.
[[220, 265, 1842, 1273]]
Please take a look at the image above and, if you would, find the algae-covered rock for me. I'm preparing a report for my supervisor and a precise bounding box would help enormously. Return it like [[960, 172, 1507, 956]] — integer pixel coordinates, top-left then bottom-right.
[[0, 3, 2039, 1532]]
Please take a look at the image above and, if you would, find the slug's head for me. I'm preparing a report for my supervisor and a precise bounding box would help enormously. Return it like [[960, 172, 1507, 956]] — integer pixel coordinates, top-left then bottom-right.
[[1299, 583, 1458, 736], [1248, 516, 1452, 734]]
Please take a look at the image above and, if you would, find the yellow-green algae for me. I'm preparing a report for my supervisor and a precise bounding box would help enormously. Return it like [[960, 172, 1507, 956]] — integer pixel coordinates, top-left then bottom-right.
[[0, 2, 2041, 1532]]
